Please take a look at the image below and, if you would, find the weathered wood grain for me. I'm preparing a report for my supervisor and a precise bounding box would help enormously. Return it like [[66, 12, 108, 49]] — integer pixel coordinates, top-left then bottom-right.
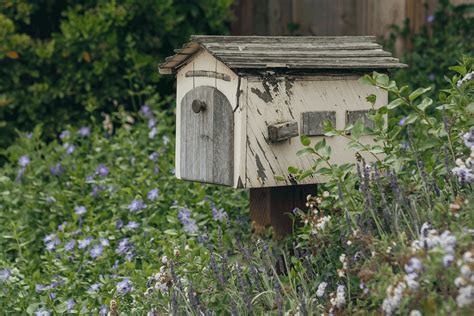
[[180, 86, 234, 186], [185, 70, 231, 82], [301, 111, 336, 136], [268, 120, 299, 142]]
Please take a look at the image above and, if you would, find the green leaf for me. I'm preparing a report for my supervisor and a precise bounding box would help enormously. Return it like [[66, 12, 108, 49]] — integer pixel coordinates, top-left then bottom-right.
[[409, 87, 431, 101], [366, 94, 377, 105], [300, 135, 311, 146], [351, 121, 365, 138], [417, 97, 433, 112], [314, 138, 326, 151], [164, 229, 178, 236], [296, 147, 315, 156], [374, 73, 389, 87], [387, 98, 406, 110], [358, 75, 374, 86], [288, 166, 299, 174], [448, 65, 467, 75], [467, 103, 474, 113]]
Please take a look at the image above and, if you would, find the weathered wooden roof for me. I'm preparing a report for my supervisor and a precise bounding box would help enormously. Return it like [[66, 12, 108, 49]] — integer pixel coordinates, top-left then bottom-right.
[[159, 35, 406, 74]]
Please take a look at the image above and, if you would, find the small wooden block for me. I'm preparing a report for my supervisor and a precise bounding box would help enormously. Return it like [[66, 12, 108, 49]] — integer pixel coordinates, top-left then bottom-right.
[[346, 110, 375, 129], [268, 121, 299, 143], [301, 111, 336, 136]]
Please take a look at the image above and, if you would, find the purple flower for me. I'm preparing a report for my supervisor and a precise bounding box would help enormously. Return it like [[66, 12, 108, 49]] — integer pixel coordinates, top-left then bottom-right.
[[95, 164, 109, 177], [147, 188, 159, 201], [443, 254, 454, 267], [64, 240, 76, 252], [99, 304, 108, 316], [427, 15, 435, 23], [463, 129, 474, 148], [178, 208, 191, 223], [50, 163, 64, 176], [90, 244, 104, 258], [78, 237, 93, 249], [149, 127, 158, 139], [35, 309, 51, 316], [78, 126, 91, 137], [66, 144, 75, 155], [116, 219, 124, 229], [87, 283, 101, 293], [18, 155, 30, 167], [59, 130, 70, 140], [148, 152, 160, 162], [74, 205, 87, 216], [99, 237, 110, 247], [58, 221, 67, 231], [0, 268, 12, 282], [26, 132, 33, 139], [116, 238, 133, 255], [428, 73, 435, 81], [125, 221, 139, 230], [398, 117, 407, 126], [140, 105, 154, 119], [128, 199, 146, 212], [66, 299, 75, 312], [148, 118, 157, 129], [405, 257, 423, 274], [212, 207, 228, 222], [44, 235, 60, 252], [183, 219, 198, 234], [116, 278, 133, 295]]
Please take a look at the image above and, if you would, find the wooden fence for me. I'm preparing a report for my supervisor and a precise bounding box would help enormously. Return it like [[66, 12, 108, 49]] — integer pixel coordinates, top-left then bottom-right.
[[231, 0, 473, 54]]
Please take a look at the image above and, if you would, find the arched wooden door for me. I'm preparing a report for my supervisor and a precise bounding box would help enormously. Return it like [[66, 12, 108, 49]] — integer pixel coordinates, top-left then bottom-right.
[[180, 86, 234, 186]]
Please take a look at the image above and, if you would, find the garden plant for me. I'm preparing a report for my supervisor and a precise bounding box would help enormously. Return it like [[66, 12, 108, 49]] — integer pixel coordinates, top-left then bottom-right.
[[1, 0, 473, 315]]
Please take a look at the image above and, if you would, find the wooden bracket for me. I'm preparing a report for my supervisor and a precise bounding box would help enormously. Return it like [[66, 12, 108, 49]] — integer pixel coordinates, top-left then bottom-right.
[[250, 184, 316, 240]]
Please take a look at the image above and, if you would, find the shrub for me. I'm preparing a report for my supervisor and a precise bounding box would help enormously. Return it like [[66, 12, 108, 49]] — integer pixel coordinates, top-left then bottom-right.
[[0, 0, 233, 148]]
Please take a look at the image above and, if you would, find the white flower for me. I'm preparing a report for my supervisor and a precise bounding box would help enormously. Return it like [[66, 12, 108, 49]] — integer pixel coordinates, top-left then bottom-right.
[[409, 310, 422, 316], [455, 277, 467, 287], [161, 255, 168, 264], [316, 282, 327, 297], [463, 251, 474, 263], [456, 285, 473, 307], [404, 273, 419, 290], [330, 285, 346, 308]]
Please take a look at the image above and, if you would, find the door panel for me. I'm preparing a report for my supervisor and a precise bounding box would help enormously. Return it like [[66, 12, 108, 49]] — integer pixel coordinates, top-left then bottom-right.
[[180, 86, 234, 186]]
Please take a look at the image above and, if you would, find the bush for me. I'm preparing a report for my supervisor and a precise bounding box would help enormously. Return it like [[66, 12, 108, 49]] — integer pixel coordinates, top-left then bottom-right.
[[0, 0, 233, 148], [1, 57, 472, 314]]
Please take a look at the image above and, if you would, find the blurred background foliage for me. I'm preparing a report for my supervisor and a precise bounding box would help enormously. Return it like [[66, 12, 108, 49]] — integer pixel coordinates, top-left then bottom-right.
[[0, 0, 233, 148]]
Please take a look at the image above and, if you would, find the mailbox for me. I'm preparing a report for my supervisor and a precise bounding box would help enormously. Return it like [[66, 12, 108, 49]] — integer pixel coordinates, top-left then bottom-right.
[[159, 36, 405, 189]]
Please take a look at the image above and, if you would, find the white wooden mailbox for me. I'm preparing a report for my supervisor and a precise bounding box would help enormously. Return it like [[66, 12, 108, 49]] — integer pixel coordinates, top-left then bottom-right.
[[159, 36, 405, 189]]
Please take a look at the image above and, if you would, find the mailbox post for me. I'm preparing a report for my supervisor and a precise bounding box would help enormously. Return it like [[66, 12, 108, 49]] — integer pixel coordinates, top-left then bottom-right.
[[159, 36, 405, 238]]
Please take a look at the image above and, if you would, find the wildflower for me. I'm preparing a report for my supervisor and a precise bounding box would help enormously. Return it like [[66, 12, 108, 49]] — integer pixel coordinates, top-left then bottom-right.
[[64, 143, 75, 155], [90, 244, 104, 258], [64, 240, 76, 252], [116, 219, 124, 229], [428, 73, 435, 81], [74, 205, 87, 216], [162, 256, 168, 265], [128, 199, 146, 212], [59, 130, 70, 140], [99, 304, 108, 316], [149, 127, 158, 139], [330, 285, 346, 308], [78, 126, 91, 137], [382, 281, 407, 315], [44, 235, 60, 252], [404, 257, 423, 274], [18, 155, 30, 167], [426, 14, 435, 23], [409, 310, 422, 316], [178, 208, 191, 222], [212, 207, 228, 222], [147, 188, 159, 201], [58, 221, 67, 231], [148, 152, 160, 162], [95, 164, 110, 177], [116, 278, 133, 295], [140, 105, 154, 119], [125, 221, 139, 230], [443, 254, 455, 267], [87, 283, 101, 294], [398, 117, 407, 126], [148, 118, 157, 129], [78, 237, 93, 249], [183, 218, 198, 234], [0, 268, 11, 282], [50, 163, 64, 176], [316, 282, 327, 297], [99, 238, 110, 247], [116, 238, 134, 255], [66, 299, 75, 312], [404, 273, 419, 290], [35, 309, 51, 316], [456, 285, 473, 307], [463, 128, 474, 148]]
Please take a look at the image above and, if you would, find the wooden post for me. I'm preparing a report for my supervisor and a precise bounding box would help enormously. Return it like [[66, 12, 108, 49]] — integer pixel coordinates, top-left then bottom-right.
[[250, 184, 316, 239]]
